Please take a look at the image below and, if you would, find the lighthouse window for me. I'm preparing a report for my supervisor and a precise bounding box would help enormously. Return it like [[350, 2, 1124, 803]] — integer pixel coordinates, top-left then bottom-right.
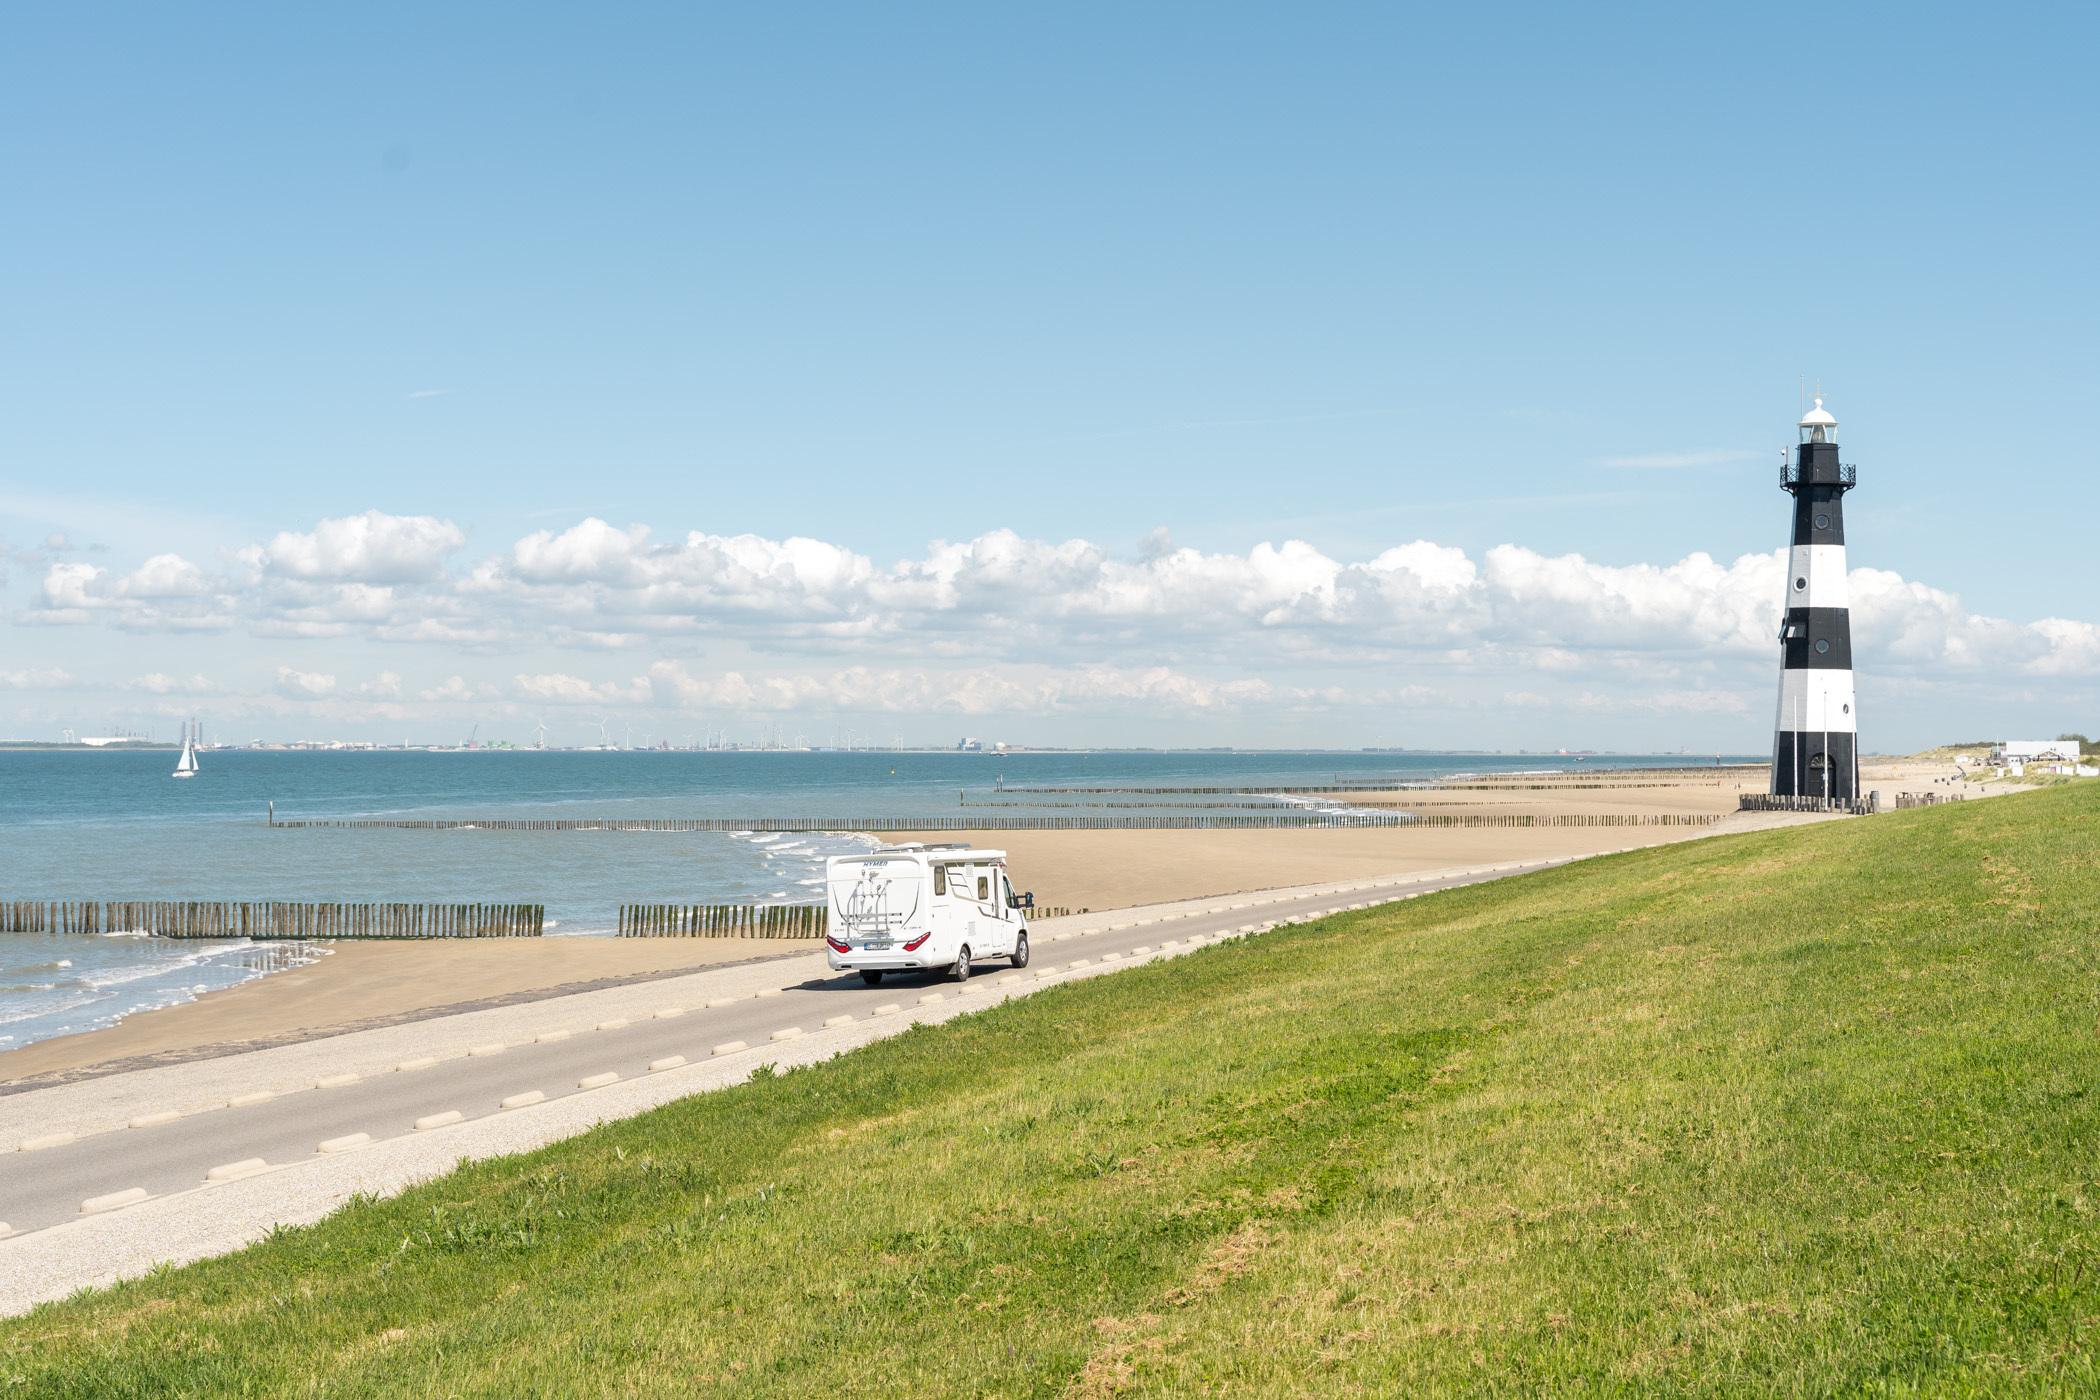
[[1815, 639, 1831, 655], [1814, 512, 1831, 530], [1794, 577, 1806, 591]]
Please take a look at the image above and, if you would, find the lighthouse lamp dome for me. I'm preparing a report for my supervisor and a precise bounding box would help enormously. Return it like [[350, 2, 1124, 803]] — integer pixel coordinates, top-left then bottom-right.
[[1799, 395, 1837, 444]]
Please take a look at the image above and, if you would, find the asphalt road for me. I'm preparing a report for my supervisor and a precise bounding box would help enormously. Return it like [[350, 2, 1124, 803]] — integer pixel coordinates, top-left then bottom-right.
[[0, 861, 1564, 1237]]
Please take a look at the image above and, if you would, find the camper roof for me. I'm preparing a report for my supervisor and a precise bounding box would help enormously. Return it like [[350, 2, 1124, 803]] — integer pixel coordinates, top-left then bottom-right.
[[834, 844, 1009, 865]]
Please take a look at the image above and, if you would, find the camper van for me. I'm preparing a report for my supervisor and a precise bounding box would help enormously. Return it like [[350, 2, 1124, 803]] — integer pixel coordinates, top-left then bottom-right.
[[824, 844, 1033, 984]]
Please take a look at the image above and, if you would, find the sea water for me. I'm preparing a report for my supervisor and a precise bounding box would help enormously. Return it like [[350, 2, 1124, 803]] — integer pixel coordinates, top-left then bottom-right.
[[0, 748, 1738, 1049]]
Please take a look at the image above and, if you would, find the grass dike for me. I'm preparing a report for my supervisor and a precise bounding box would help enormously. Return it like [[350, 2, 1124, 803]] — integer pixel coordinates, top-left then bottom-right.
[[5, 784, 2100, 1394]]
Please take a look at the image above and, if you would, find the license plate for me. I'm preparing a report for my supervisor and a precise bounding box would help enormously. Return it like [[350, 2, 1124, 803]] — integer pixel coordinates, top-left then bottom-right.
[[863, 941, 893, 951]]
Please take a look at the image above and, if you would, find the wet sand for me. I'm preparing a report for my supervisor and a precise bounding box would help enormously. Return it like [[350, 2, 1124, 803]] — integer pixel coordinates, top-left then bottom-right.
[[0, 937, 814, 1085]]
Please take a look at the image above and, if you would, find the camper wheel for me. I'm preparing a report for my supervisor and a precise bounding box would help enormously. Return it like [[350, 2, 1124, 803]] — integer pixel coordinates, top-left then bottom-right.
[[1010, 930, 1030, 968], [859, 970, 883, 986], [952, 946, 972, 983]]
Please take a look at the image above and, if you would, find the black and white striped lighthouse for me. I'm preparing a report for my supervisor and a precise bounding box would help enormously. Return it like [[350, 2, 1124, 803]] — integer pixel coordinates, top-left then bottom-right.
[[1769, 395, 1859, 802]]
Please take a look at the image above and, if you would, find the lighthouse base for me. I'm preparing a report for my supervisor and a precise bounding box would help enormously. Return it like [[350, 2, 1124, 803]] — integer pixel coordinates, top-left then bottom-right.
[[1770, 730, 1858, 801]]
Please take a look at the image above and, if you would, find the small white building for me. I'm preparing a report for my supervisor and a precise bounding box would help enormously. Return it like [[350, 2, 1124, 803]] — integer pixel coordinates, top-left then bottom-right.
[[1991, 740, 2083, 764]]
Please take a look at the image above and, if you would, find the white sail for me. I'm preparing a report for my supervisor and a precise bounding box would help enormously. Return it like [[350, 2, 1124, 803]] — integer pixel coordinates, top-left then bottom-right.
[[172, 721, 199, 778]]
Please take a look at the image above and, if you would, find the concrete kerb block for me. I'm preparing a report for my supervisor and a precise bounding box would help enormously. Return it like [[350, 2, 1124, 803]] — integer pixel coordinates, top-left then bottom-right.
[[1131, 945, 1152, 956], [596, 1018, 631, 1032], [823, 1014, 854, 1028], [205, 1158, 270, 1183], [0, 1224, 12, 1240], [415, 1110, 465, 1131], [654, 1008, 685, 1021], [129, 1111, 182, 1129], [468, 1043, 507, 1057], [396, 1057, 439, 1073], [648, 1055, 687, 1073], [770, 1027, 804, 1042], [534, 1030, 570, 1045], [872, 1003, 903, 1016], [80, 1187, 150, 1216], [918, 993, 945, 1006], [711, 1040, 749, 1056], [314, 1073, 361, 1089], [578, 1072, 620, 1089], [755, 988, 784, 999], [317, 1132, 370, 1154], [500, 1090, 546, 1110], [706, 997, 738, 1009], [227, 1091, 275, 1109]]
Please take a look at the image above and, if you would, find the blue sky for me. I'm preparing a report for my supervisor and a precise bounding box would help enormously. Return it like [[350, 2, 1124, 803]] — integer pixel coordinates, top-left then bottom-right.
[[2, 4, 2094, 748]]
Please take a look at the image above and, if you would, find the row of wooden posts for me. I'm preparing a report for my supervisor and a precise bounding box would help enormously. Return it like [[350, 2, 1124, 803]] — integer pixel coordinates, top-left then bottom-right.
[[618, 903, 825, 938], [0, 897, 1110, 942], [615, 903, 1092, 936], [960, 795, 1302, 810], [1737, 793, 1882, 816], [267, 812, 1412, 831], [990, 777, 1750, 795], [261, 811, 1717, 832], [0, 900, 545, 939]]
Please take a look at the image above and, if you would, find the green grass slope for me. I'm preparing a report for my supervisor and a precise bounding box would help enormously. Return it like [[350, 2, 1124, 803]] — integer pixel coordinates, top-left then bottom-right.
[[8, 786, 2100, 1396]]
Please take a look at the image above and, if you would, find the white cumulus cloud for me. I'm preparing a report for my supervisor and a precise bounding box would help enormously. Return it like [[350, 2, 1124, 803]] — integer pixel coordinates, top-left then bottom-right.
[[274, 667, 339, 698], [249, 510, 465, 583], [8, 512, 2097, 739], [1, 667, 76, 690]]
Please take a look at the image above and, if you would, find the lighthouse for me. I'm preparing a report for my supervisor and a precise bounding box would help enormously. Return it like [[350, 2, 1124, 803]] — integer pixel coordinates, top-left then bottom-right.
[[1769, 395, 1859, 802]]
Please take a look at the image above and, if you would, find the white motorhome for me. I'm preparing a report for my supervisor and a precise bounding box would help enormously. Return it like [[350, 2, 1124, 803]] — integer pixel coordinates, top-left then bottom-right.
[[824, 844, 1032, 984]]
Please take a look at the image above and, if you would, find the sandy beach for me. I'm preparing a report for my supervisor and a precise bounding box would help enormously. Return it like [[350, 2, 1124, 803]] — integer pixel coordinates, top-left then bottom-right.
[[0, 759, 2013, 1085], [899, 822, 1725, 913], [0, 936, 814, 1085]]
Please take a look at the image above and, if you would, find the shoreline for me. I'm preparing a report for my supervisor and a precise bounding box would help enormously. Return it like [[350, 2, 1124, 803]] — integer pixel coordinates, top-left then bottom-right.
[[0, 937, 820, 1088], [0, 759, 2014, 1085]]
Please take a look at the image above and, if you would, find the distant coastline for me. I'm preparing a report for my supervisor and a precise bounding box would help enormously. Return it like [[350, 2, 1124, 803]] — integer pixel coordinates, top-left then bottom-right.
[[0, 743, 1764, 759]]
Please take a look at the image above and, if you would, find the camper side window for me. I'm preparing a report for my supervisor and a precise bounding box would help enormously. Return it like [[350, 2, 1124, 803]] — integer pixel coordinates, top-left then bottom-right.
[[976, 875, 990, 901], [933, 866, 947, 896]]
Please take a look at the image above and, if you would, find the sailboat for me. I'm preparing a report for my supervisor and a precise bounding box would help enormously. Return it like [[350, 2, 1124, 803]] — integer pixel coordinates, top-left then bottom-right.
[[172, 720, 200, 779]]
